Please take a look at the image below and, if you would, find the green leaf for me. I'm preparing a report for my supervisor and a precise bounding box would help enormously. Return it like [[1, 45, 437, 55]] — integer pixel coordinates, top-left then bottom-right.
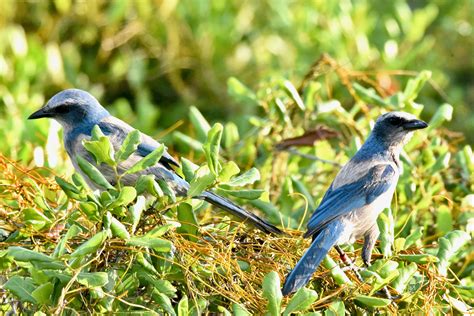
[[115, 272, 139, 295], [136, 252, 159, 275], [227, 77, 257, 105], [108, 186, 137, 208], [403, 70, 431, 102], [137, 271, 177, 297], [173, 131, 204, 152], [145, 223, 175, 238], [322, 256, 352, 286], [31, 282, 54, 304], [177, 295, 189, 316], [79, 201, 100, 221], [110, 215, 130, 240], [189, 106, 211, 142], [262, 271, 282, 316], [435, 205, 453, 235], [283, 288, 318, 316], [377, 208, 394, 257], [7, 246, 64, 269], [188, 165, 216, 197], [77, 272, 109, 287], [53, 224, 81, 257], [189, 298, 208, 316], [369, 262, 399, 294], [72, 172, 89, 189], [115, 129, 141, 162], [303, 81, 320, 111], [324, 300, 345, 316], [83, 126, 115, 166], [124, 144, 165, 175], [283, 80, 305, 110], [217, 188, 264, 200], [4, 276, 37, 303], [436, 230, 470, 276], [127, 236, 172, 252], [138, 271, 177, 297], [77, 156, 114, 190], [427, 103, 453, 132], [218, 161, 240, 183], [232, 303, 251, 316], [56, 176, 85, 200], [399, 254, 439, 264], [217, 306, 232, 316], [223, 122, 239, 149], [177, 203, 199, 241], [130, 195, 146, 233], [391, 262, 417, 293], [136, 174, 162, 196], [22, 207, 51, 230], [153, 290, 177, 316], [237, 260, 250, 271], [181, 157, 199, 182], [404, 227, 423, 250], [225, 168, 260, 187], [353, 83, 389, 107], [33, 194, 52, 211], [430, 151, 451, 173], [461, 145, 474, 173], [203, 123, 223, 176], [158, 179, 177, 202], [354, 295, 391, 308], [70, 230, 108, 258]]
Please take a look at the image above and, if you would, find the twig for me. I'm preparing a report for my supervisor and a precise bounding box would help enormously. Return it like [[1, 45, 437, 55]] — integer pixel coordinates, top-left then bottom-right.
[[281, 147, 342, 167]]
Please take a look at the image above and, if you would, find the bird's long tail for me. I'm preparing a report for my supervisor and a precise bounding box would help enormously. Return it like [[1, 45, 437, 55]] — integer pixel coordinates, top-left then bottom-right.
[[282, 220, 345, 295], [199, 191, 282, 234]]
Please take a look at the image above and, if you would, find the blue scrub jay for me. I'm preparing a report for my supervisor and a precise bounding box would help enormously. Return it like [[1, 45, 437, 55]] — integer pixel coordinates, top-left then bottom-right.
[[28, 89, 282, 234], [282, 111, 427, 295]]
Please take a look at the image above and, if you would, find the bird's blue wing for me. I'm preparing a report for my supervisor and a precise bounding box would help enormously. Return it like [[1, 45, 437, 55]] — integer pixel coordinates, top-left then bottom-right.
[[304, 164, 396, 238]]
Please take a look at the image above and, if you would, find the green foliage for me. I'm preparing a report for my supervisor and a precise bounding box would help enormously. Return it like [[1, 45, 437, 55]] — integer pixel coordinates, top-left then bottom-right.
[[262, 271, 283, 315], [283, 287, 319, 315]]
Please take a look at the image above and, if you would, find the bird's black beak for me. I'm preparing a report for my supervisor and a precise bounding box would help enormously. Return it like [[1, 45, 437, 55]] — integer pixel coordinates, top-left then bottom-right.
[[28, 108, 52, 120], [403, 119, 428, 131]]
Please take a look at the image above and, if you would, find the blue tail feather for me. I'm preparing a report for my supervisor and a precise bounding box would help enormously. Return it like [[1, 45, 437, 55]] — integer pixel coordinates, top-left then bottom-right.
[[282, 220, 345, 295]]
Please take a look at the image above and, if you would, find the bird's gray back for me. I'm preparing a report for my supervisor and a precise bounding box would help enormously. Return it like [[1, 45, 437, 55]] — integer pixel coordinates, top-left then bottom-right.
[[65, 116, 189, 194]]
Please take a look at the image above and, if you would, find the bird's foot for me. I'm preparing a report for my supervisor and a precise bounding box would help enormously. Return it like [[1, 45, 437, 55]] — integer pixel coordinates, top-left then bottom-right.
[[334, 246, 365, 282], [340, 265, 364, 282]]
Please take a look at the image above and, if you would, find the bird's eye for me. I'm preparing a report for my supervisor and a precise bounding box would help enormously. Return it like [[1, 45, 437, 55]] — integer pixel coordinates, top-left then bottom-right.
[[55, 105, 70, 114], [387, 116, 404, 126]]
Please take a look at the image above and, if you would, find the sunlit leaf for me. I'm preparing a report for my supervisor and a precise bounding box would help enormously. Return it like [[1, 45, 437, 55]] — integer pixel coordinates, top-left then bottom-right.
[[262, 271, 282, 316], [77, 156, 114, 190], [124, 144, 164, 175], [203, 123, 223, 176], [283, 288, 318, 315], [188, 165, 216, 197], [115, 129, 141, 163], [189, 106, 211, 142]]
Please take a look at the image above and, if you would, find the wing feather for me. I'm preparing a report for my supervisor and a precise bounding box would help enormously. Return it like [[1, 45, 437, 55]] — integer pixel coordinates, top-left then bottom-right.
[[304, 164, 396, 238]]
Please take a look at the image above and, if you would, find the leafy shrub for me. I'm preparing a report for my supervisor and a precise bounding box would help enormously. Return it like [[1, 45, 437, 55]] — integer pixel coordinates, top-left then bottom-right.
[[1, 65, 472, 314]]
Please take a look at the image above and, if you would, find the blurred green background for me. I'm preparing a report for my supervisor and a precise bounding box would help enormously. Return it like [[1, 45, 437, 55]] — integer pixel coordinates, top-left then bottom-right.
[[0, 0, 472, 151]]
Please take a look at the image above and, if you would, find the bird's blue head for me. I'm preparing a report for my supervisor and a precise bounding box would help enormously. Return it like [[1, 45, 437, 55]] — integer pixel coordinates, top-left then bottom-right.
[[371, 111, 428, 146], [28, 89, 110, 129]]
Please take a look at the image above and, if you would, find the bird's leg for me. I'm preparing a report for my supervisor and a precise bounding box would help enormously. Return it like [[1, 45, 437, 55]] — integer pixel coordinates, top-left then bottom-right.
[[334, 245, 364, 282], [362, 227, 400, 301]]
